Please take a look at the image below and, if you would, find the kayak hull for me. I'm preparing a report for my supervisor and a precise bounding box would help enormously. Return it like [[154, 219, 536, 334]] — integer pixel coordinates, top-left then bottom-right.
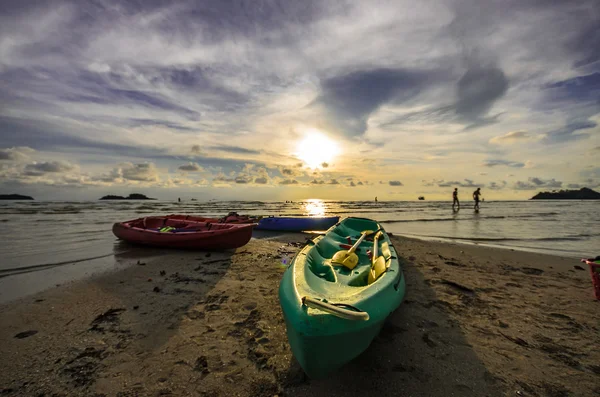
[[255, 216, 339, 232], [278, 217, 406, 378], [112, 216, 254, 250]]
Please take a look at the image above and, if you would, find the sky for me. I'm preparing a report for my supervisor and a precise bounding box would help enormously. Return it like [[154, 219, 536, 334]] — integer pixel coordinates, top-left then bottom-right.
[[0, 0, 599, 201]]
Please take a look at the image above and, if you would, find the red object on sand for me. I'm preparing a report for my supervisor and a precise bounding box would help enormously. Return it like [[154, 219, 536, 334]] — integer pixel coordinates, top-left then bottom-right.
[[581, 258, 600, 300], [113, 216, 255, 250]]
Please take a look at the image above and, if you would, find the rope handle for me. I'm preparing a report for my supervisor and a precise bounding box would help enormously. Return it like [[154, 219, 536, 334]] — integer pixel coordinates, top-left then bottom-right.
[[301, 296, 369, 321]]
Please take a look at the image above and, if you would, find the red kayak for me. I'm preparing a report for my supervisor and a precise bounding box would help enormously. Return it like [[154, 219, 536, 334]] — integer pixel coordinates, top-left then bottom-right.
[[112, 216, 255, 250], [167, 212, 260, 224]]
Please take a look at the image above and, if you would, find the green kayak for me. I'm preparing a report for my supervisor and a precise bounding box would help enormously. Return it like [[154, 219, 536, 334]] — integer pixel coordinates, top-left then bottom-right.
[[279, 217, 406, 378]]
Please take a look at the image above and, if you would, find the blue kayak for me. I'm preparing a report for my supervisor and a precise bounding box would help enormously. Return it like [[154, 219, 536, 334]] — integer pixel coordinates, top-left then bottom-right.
[[254, 216, 340, 232]]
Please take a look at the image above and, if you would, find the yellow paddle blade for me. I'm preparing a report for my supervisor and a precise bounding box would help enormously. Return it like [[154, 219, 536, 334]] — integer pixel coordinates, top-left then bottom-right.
[[341, 253, 359, 270], [331, 249, 349, 264], [368, 256, 386, 284]]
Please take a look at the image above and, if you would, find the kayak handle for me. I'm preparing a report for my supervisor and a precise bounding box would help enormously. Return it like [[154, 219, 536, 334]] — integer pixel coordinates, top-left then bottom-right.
[[301, 296, 370, 321]]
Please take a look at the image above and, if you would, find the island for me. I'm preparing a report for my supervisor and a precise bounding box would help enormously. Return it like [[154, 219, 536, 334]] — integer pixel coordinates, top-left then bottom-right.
[[530, 187, 600, 200], [0, 194, 34, 200], [99, 193, 156, 200]]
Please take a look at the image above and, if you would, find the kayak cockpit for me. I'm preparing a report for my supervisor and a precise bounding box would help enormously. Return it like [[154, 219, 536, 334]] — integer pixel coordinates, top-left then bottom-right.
[[305, 231, 393, 287], [126, 217, 233, 233]]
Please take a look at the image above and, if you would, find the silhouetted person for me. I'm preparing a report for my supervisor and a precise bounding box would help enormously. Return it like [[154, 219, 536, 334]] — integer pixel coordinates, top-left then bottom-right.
[[178, 197, 181, 202], [473, 188, 482, 210], [452, 188, 459, 210], [375, 196, 378, 202]]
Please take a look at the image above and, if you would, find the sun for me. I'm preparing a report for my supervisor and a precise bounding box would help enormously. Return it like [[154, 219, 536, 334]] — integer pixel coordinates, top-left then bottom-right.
[[296, 130, 340, 169]]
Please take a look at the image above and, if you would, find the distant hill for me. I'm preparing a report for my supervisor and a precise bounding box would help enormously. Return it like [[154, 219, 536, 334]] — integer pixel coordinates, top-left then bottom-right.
[[530, 187, 600, 200], [0, 194, 34, 200], [99, 193, 156, 200]]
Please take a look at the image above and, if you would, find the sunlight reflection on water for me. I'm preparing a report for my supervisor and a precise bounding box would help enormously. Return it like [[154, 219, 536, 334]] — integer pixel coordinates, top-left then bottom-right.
[[304, 199, 325, 216]]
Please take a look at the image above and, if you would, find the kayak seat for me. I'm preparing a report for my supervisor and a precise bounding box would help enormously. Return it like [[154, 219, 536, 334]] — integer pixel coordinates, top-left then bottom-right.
[[306, 251, 337, 283]]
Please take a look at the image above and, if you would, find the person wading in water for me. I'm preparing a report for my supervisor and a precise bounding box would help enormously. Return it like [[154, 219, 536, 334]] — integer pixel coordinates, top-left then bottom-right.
[[452, 188, 460, 211], [473, 187, 482, 210]]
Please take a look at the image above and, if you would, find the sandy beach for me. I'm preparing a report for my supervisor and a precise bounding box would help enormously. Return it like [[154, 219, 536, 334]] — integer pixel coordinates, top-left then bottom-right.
[[1, 235, 598, 397]]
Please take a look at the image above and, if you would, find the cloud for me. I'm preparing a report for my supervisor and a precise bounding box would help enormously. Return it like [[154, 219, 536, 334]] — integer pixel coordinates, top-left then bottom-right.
[[178, 162, 204, 172], [310, 179, 325, 185], [279, 179, 298, 185], [315, 68, 440, 136], [0, 146, 35, 162], [481, 159, 525, 168], [254, 177, 268, 184], [455, 65, 509, 124], [234, 175, 252, 184], [328, 179, 339, 185], [119, 162, 160, 182], [424, 179, 483, 188], [23, 161, 76, 176], [489, 131, 542, 145], [321, 162, 329, 168], [278, 165, 304, 177], [389, 180, 403, 186], [209, 145, 261, 155], [513, 177, 562, 190], [488, 181, 507, 190]]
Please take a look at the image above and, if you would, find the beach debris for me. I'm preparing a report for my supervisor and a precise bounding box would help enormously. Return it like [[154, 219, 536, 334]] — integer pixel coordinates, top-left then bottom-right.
[[444, 260, 465, 267], [193, 356, 210, 375], [62, 347, 107, 387], [153, 286, 161, 293], [147, 278, 152, 282], [497, 320, 509, 328], [14, 330, 38, 339], [408, 256, 416, 261], [205, 252, 211, 257], [573, 265, 585, 271], [521, 267, 544, 275], [136, 260, 146, 266], [499, 332, 529, 347], [440, 279, 475, 294], [160, 270, 166, 276], [34, 298, 45, 303], [89, 308, 125, 332], [421, 332, 437, 348]]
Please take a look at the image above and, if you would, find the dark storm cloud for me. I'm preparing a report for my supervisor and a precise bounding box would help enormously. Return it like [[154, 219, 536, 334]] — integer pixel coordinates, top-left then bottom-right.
[[455, 65, 509, 124], [316, 68, 442, 136]]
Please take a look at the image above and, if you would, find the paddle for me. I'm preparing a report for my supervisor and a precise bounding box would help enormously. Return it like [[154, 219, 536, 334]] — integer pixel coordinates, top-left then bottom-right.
[[368, 231, 386, 284], [331, 229, 374, 270]]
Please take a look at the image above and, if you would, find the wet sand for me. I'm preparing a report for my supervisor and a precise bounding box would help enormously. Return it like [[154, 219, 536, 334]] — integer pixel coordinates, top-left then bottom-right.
[[0, 235, 598, 396]]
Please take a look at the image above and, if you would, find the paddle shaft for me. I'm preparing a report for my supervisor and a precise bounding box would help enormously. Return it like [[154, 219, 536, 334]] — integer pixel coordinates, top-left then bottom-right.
[[347, 232, 368, 254]]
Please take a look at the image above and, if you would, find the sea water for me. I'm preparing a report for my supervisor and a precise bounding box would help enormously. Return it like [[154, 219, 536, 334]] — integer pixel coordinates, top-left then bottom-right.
[[0, 199, 598, 302]]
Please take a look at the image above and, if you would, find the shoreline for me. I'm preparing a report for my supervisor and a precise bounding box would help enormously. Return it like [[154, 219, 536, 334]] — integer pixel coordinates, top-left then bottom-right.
[[1, 236, 599, 396], [395, 232, 586, 259], [0, 231, 587, 305]]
